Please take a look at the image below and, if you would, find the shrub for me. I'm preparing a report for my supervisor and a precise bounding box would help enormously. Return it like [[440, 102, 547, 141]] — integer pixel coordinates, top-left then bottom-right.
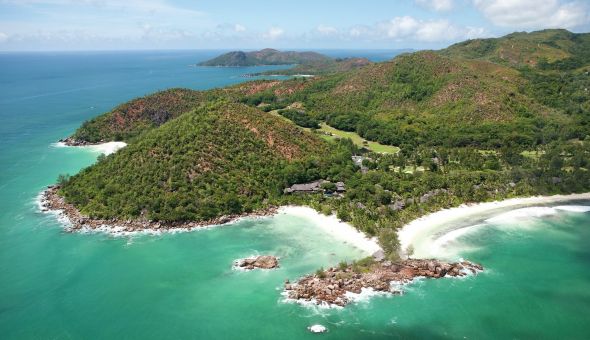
[[315, 267, 326, 278]]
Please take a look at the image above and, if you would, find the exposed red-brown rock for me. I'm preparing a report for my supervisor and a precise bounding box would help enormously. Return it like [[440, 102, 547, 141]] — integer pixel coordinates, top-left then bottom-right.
[[285, 259, 483, 307], [58, 137, 99, 146], [235, 255, 279, 270]]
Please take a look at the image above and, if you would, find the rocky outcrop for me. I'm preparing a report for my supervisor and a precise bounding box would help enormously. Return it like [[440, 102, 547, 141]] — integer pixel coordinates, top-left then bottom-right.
[[308, 325, 327, 333], [58, 137, 99, 146], [39, 186, 278, 233], [284, 258, 483, 307], [234, 255, 279, 270]]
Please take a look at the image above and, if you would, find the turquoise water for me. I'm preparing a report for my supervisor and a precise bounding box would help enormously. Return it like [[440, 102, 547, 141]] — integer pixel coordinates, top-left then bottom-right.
[[1, 51, 590, 339]]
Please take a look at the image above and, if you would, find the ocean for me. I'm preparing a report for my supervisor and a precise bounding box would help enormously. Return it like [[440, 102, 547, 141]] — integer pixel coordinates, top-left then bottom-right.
[[1, 50, 589, 339]]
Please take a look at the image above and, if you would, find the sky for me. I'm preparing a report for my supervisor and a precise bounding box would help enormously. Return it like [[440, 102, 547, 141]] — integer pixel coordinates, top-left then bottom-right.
[[0, 0, 589, 51]]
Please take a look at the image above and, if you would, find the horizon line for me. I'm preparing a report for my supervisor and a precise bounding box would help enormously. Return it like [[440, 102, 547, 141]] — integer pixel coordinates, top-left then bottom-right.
[[0, 47, 419, 54]]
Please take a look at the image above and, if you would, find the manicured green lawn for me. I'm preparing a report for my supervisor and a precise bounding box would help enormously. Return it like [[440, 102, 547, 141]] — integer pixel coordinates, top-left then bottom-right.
[[269, 110, 400, 154], [391, 165, 426, 174], [318, 123, 400, 154]]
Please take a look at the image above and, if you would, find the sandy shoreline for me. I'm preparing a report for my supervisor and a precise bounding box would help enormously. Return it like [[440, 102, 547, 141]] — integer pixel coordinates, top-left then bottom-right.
[[54, 141, 127, 155], [397, 193, 590, 259], [276, 206, 382, 255], [38, 169, 589, 260]]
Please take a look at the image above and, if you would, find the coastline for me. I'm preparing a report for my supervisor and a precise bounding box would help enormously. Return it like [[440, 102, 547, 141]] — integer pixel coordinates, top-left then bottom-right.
[[276, 206, 382, 255], [283, 193, 589, 308], [38, 187, 383, 256], [397, 193, 590, 259], [283, 258, 483, 307], [54, 140, 127, 155], [39, 184, 589, 308], [38, 186, 278, 237]]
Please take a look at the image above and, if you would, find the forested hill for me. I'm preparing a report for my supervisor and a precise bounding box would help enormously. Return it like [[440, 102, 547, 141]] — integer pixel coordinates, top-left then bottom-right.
[[198, 48, 330, 66], [60, 101, 333, 221], [74, 29, 590, 149], [58, 29, 590, 255], [440, 29, 590, 70], [240, 50, 584, 149], [250, 57, 373, 76], [71, 88, 206, 142]]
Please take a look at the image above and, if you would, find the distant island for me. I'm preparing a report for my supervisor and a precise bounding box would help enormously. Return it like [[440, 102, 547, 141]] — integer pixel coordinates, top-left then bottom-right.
[[198, 48, 373, 76], [198, 48, 330, 67], [46, 29, 590, 306]]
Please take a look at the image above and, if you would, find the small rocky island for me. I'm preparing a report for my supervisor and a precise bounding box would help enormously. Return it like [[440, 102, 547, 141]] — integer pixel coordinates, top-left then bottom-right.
[[285, 258, 483, 307], [234, 255, 279, 270]]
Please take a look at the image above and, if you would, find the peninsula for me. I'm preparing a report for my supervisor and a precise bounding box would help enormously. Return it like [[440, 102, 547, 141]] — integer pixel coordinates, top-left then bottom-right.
[[46, 29, 590, 306]]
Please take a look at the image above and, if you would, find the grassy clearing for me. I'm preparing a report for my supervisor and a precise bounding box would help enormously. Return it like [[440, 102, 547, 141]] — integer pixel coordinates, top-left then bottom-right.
[[268, 110, 400, 154], [267, 109, 291, 122], [521, 150, 545, 160], [318, 123, 400, 154], [477, 149, 498, 156], [391, 166, 426, 174]]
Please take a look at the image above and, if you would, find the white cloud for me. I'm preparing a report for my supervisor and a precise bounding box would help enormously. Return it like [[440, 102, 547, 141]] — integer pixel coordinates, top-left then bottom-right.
[[473, 0, 589, 29], [212, 23, 246, 35], [5, 0, 168, 10], [376, 16, 488, 42], [2, 0, 205, 18], [140, 23, 194, 41], [379, 16, 420, 38], [262, 26, 284, 40], [316, 24, 338, 36], [415, 0, 454, 11], [349, 28, 361, 37], [0, 32, 8, 43]]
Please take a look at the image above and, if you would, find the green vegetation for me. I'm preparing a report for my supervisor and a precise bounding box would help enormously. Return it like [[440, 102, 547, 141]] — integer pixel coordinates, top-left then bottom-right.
[[72, 88, 207, 142], [440, 29, 585, 68], [277, 109, 320, 129], [60, 101, 329, 221], [315, 267, 327, 278], [241, 50, 570, 150], [60, 29, 590, 258], [351, 257, 376, 273], [318, 123, 400, 154], [251, 57, 372, 76]]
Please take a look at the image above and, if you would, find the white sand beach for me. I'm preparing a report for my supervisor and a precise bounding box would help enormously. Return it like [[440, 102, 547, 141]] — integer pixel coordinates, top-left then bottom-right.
[[278, 206, 382, 255], [54, 141, 127, 155], [397, 193, 590, 260]]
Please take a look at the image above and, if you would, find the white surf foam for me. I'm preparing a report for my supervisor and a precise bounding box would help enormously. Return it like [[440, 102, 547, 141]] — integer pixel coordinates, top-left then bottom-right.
[[397, 193, 590, 260], [555, 205, 590, 213], [485, 207, 558, 224], [429, 224, 485, 257], [53, 141, 127, 155], [344, 287, 392, 303], [278, 206, 382, 255], [280, 290, 344, 310], [308, 324, 327, 333]]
